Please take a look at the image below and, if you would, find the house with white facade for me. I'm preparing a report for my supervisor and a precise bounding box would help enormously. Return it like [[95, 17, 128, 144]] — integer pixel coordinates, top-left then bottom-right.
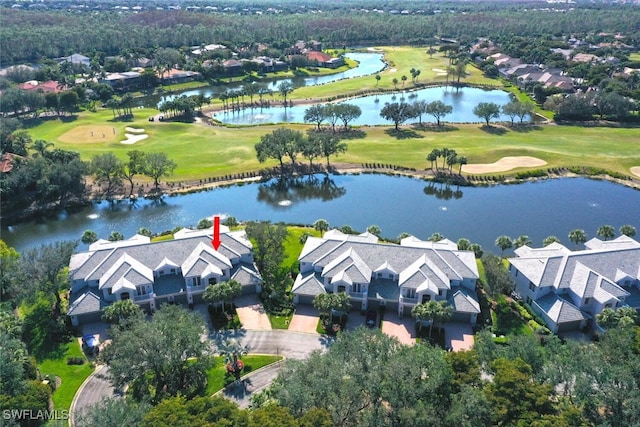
[[67, 227, 262, 326], [292, 230, 480, 323], [508, 236, 640, 333]]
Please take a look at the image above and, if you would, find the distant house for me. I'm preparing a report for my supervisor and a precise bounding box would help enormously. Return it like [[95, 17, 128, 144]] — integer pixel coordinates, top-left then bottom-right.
[[487, 53, 521, 68], [508, 236, 640, 334], [246, 57, 287, 73], [160, 68, 202, 84], [17, 80, 65, 93], [67, 227, 262, 326], [222, 59, 244, 75], [499, 64, 541, 79], [101, 71, 142, 90], [306, 51, 345, 69], [571, 53, 600, 64], [62, 53, 91, 67], [293, 231, 480, 323]]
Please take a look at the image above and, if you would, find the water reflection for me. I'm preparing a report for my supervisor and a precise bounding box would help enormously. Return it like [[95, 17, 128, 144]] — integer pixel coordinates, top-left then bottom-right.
[[423, 182, 464, 200], [257, 175, 346, 208]]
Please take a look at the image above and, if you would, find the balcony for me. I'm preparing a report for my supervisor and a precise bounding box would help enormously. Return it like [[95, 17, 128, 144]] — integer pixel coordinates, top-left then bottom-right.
[[349, 291, 367, 299], [134, 293, 153, 302], [188, 284, 207, 294], [400, 295, 418, 304]]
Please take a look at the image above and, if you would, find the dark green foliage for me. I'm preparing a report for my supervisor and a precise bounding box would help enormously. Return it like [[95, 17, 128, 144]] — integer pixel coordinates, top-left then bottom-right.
[[75, 397, 151, 427]]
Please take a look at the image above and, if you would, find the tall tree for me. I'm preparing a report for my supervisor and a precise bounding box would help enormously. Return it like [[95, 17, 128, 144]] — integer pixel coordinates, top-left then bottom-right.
[[513, 235, 531, 249], [277, 81, 295, 106], [304, 104, 328, 131], [244, 221, 287, 290], [568, 229, 587, 247], [380, 102, 413, 130], [102, 299, 143, 326], [425, 101, 453, 126], [19, 241, 77, 316], [255, 127, 304, 170], [473, 102, 501, 126], [102, 304, 212, 403], [619, 224, 636, 237], [543, 235, 561, 246], [307, 131, 346, 167], [202, 280, 242, 312], [596, 224, 616, 241], [0, 241, 20, 303], [143, 152, 176, 193], [482, 253, 515, 299], [123, 150, 146, 197], [90, 153, 124, 199], [495, 235, 513, 257]]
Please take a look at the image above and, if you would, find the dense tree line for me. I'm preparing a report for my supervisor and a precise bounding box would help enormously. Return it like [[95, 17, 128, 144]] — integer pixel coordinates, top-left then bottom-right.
[[1, 6, 638, 65]]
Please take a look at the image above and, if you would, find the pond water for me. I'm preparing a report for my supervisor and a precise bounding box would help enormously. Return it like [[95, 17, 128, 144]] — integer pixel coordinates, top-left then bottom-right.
[[3, 175, 639, 256], [140, 52, 386, 108], [214, 86, 513, 125]]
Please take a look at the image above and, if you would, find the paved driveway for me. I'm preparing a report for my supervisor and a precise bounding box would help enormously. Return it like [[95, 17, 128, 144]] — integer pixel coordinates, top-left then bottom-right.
[[444, 322, 475, 351], [235, 294, 272, 331], [288, 305, 319, 334], [381, 314, 416, 345]]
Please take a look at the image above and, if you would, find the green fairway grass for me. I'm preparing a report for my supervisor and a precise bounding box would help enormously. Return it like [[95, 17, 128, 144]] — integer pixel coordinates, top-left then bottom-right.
[[22, 46, 640, 185], [28, 110, 640, 183]]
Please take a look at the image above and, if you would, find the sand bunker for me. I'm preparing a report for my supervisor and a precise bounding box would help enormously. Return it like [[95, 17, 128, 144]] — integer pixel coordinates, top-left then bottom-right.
[[59, 125, 118, 143], [631, 167, 640, 178], [120, 133, 148, 145], [125, 127, 145, 134], [462, 156, 547, 174], [388, 68, 397, 73], [432, 68, 446, 73]]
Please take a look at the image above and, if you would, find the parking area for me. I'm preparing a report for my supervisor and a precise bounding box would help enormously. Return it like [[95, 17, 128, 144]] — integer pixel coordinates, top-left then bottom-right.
[[444, 322, 475, 351], [234, 294, 272, 331], [287, 305, 320, 334], [381, 315, 416, 345]]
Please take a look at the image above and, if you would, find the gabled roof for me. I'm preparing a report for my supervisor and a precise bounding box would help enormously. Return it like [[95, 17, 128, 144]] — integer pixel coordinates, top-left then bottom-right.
[[450, 288, 481, 314], [535, 294, 591, 324], [292, 273, 326, 296], [181, 242, 231, 277], [155, 256, 179, 271], [374, 261, 397, 275], [99, 254, 153, 289], [322, 248, 372, 283], [68, 291, 105, 316]]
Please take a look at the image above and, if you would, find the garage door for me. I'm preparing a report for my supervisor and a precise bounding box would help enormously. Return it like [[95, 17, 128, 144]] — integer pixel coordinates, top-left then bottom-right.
[[296, 294, 315, 305], [242, 284, 256, 295], [557, 320, 582, 332], [451, 312, 472, 323]]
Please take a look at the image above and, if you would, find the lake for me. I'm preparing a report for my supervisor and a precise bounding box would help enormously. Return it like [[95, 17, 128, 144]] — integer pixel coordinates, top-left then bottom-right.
[[3, 175, 639, 255], [141, 52, 386, 108], [214, 86, 513, 125]]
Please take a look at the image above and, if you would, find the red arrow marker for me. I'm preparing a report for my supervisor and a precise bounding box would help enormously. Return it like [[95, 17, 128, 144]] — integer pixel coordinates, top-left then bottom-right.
[[212, 216, 221, 250]]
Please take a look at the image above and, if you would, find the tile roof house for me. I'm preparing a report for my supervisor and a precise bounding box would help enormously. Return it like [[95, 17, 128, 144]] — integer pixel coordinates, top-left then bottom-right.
[[67, 227, 262, 326], [293, 230, 480, 323], [508, 236, 640, 333], [305, 51, 345, 69]]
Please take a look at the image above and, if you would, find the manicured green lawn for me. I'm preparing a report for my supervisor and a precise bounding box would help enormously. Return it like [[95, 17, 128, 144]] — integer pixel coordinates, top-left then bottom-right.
[[37, 339, 94, 412], [205, 355, 282, 395], [268, 313, 293, 329], [282, 226, 320, 271], [21, 45, 640, 185]]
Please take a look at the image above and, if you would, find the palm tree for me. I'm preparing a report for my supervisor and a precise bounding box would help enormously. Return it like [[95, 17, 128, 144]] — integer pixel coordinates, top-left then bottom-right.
[[203, 280, 242, 312], [313, 219, 329, 235], [217, 338, 249, 380], [81, 230, 98, 244], [457, 238, 471, 251], [401, 75, 407, 87], [375, 74, 381, 86], [392, 77, 398, 89], [367, 225, 381, 236], [428, 232, 445, 242], [426, 151, 438, 173], [30, 139, 54, 157], [568, 229, 587, 247], [412, 300, 450, 339], [495, 235, 513, 257], [513, 235, 531, 249], [457, 156, 467, 175], [619, 224, 636, 237], [543, 236, 561, 246], [596, 225, 615, 241]]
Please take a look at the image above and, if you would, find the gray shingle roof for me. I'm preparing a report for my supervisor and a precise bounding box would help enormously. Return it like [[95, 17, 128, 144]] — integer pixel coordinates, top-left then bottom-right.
[[450, 287, 481, 314], [535, 294, 590, 324], [292, 273, 326, 296], [68, 291, 105, 316]]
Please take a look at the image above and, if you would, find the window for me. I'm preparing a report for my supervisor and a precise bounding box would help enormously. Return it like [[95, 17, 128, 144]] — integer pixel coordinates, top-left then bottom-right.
[[422, 294, 431, 304], [438, 289, 443, 296], [194, 277, 201, 286], [405, 289, 416, 299], [526, 297, 532, 304], [584, 297, 590, 304], [515, 270, 519, 277], [208, 277, 217, 285], [529, 281, 535, 292], [108, 288, 113, 295], [136, 286, 146, 296], [353, 283, 361, 293], [170, 268, 176, 274]]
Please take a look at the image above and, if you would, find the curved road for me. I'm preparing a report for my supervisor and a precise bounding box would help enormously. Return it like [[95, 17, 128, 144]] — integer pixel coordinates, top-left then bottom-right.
[[70, 330, 331, 422]]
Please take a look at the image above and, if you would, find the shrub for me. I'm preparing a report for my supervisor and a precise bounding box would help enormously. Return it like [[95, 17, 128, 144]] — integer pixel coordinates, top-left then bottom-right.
[[66, 357, 85, 365], [515, 169, 548, 179]]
